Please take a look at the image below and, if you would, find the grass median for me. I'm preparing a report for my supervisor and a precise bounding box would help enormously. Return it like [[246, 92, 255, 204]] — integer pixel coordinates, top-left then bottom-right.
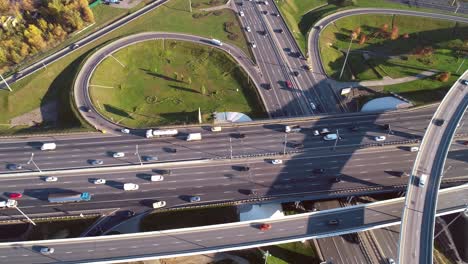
[[0, 0, 251, 134], [90, 40, 265, 127]]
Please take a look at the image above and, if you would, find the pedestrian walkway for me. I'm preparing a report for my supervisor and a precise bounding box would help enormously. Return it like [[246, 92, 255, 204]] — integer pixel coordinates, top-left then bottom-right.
[[199, 0, 232, 12]]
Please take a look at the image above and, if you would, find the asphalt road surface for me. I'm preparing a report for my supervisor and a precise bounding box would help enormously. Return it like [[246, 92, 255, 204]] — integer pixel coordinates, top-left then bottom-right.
[[0, 185, 465, 264], [399, 72, 468, 263]]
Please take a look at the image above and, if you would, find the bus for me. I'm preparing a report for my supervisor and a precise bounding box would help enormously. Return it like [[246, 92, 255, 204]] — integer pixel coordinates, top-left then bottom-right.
[[48, 192, 91, 203]]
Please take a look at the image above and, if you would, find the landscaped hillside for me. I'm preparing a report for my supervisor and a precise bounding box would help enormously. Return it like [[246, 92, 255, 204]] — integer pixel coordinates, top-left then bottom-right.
[[0, 0, 94, 71]]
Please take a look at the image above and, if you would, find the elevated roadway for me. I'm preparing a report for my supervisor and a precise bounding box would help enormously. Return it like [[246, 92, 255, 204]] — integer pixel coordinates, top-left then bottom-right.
[[0, 184, 465, 264], [399, 71, 468, 263]]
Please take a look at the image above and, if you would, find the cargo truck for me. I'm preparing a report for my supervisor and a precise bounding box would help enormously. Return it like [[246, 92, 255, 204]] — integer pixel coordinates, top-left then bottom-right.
[[48, 192, 91, 203], [186, 133, 202, 141], [0, 199, 17, 209], [210, 39, 222, 46], [146, 129, 178, 138]]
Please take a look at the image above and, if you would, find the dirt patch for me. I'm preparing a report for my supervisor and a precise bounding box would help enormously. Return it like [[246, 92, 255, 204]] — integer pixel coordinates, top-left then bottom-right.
[[10, 101, 58, 127]]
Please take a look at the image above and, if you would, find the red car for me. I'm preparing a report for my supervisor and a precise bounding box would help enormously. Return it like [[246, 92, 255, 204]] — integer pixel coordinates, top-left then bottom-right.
[[8, 193, 22, 199], [285, 80, 293, 89], [463, 141, 468, 145], [259, 223, 272, 231]]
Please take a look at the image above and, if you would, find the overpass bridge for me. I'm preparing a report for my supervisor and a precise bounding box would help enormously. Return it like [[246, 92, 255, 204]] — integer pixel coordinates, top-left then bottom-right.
[[0, 184, 466, 264]]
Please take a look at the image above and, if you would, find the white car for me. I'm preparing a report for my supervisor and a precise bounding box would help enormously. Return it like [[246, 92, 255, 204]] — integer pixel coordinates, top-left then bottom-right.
[[375, 136, 386, 142], [151, 175, 164, 182], [121, 128, 130, 134], [239, 11, 244, 17], [123, 183, 139, 191], [271, 159, 283, 165], [245, 26, 251, 32], [152, 200, 167, 208], [190, 196, 201, 202], [310, 102, 316, 110], [45, 176, 58, 182], [113, 152, 125, 158], [323, 134, 338, 141], [251, 42, 256, 48], [40, 247, 55, 255], [313, 130, 320, 136], [94, 179, 106, 185]]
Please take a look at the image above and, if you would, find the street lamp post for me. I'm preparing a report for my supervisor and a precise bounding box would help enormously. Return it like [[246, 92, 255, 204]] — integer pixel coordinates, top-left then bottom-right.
[[27, 153, 41, 173], [263, 250, 271, 264], [283, 134, 288, 155], [339, 33, 357, 79], [333, 129, 340, 151], [14, 205, 36, 226], [135, 145, 143, 166], [0, 73, 12, 92]]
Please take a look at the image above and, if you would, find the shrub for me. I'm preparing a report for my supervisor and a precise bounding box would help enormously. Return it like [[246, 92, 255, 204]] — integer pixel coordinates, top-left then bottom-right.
[[213, 10, 223, 16], [438, 72, 451, 82], [227, 33, 239, 41]]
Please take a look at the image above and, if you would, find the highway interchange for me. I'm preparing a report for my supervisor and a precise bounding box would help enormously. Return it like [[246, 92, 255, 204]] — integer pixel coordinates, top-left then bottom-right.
[[0, 0, 467, 263]]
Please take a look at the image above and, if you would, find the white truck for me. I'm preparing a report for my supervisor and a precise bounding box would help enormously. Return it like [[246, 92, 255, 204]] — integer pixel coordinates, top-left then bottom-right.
[[41, 142, 56, 150], [146, 129, 178, 138], [285, 125, 301, 133], [0, 199, 17, 209], [419, 174, 428, 187], [186, 133, 202, 141], [210, 39, 222, 46]]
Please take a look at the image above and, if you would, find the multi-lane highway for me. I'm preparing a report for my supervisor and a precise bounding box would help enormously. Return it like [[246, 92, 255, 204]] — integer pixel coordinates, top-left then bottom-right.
[[0, 184, 465, 264], [399, 71, 468, 264], [2, 106, 459, 173]]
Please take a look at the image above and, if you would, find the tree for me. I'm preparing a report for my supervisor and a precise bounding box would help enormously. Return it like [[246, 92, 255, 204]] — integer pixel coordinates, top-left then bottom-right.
[[438, 72, 451, 82], [19, 43, 30, 57], [52, 24, 67, 42], [21, 0, 36, 12], [37, 18, 48, 32], [0, 48, 7, 65], [358, 34, 367, 45], [0, 0, 9, 13], [390, 26, 399, 40], [24, 24, 46, 50], [381, 24, 388, 32]]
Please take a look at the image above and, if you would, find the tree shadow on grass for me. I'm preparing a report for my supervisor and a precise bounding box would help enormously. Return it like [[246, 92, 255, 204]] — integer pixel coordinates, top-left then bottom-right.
[[140, 68, 185, 84], [103, 104, 134, 120], [168, 85, 200, 94], [262, 245, 316, 264]]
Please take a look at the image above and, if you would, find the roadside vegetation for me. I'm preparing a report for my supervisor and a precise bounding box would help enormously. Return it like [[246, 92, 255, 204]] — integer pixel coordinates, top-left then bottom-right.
[[0, 0, 94, 72], [141, 206, 238, 231], [0, 0, 251, 135], [230, 242, 319, 264], [191, 0, 229, 9], [90, 40, 265, 127]]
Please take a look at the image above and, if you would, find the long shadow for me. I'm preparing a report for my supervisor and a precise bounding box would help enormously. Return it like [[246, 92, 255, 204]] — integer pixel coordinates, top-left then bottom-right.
[[103, 104, 133, 119], [140, 68, 185, 83], [168, 85, 199, 94]]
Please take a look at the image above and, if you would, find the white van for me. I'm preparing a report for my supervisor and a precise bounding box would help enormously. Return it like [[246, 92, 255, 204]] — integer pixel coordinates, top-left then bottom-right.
[[410, 146, 419, 152], [123, 183, 139, 191], [211, 126, 222, 132], [152, 200, 166, 208], [186, 133, 202, 141], [41, 143, 56, 151], [419, 174, 428, 187], [151, 175, 164, 182]]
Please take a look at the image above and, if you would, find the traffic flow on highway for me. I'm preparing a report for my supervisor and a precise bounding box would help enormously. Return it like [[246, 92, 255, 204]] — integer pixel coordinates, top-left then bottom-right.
[[0, 0, 467, 263]]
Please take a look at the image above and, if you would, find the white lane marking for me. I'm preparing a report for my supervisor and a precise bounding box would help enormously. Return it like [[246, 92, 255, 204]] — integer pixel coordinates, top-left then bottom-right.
[[88, 250, 94, 252], [236, 234, 245, 237], [152, 244, 159, 246], [108, 248, 116, 251]]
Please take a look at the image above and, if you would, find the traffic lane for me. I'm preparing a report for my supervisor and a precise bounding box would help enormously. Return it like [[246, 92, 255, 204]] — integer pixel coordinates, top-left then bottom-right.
[[0, 106, 439, 152], [371, 225, 399, 260], [0, 115, 439, 173], [1, 187, 466, 264]]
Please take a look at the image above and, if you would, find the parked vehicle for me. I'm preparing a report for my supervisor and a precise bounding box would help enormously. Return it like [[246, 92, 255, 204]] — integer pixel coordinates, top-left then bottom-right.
[[151, 175, 164, 182], [186, 133, 202, 141], [41, 142, 56, 151], [375, 136, 386, 142], [152, 200, 167, 208], [123, 183, 139, 191], [285, 125, 301, 133], [271, 159, 283, 165], [8, 193, 22, 199], [94, 179, 106, 184], [259, 223, 272, 231], [419, 174, 428, 187], [0, 199, 17, 209], [48, 192, 91, 203]]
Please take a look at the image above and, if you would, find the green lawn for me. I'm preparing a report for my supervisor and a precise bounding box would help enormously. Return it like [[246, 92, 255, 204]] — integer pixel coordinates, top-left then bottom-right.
[[319, 14, 467, 81], [90, 40, 265, 127], [191, 0, 229, 9], [276, 0, 468, 55], [0, 0, 251, 134], [140, 206, 238, 231], [262, 242, 318, 264]]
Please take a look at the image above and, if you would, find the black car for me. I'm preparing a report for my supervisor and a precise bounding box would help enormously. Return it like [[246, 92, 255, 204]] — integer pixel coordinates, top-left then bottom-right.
[[275, 28, 283, 33], [238, 133, 246, 139], [240, 166, 250, 171], [313, 168, 325, 174], [292, 71, 299, 77], [143, 155, 158, 161], [331, 176, 341, 183], [434, 119, 445, 126], [381, 124, 391, 130], [292, 143, 304, 149], [262, 10, 268, 14], [263, 83, 272, 90], [272, 12, 279, 17], [328, 219, 340, 225], [7, 164, 22, 170]]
